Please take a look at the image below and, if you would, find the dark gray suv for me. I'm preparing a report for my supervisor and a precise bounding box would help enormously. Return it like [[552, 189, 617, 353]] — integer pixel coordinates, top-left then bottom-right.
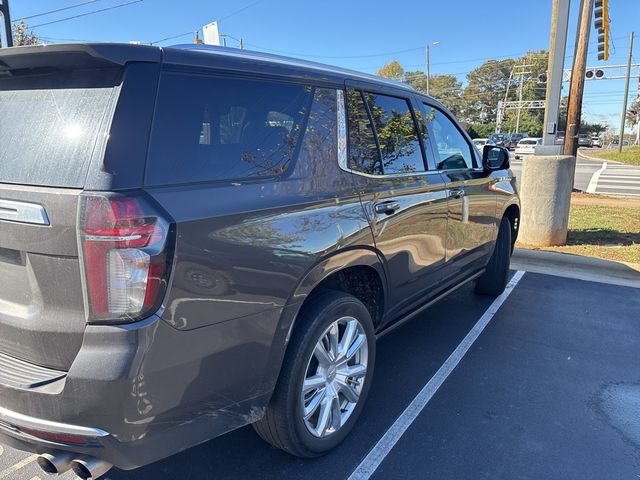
[[0, 43, 520, 479]]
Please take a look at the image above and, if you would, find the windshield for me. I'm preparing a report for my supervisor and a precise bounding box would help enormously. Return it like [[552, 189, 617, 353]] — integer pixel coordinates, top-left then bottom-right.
[[0, 69, 120, 188]]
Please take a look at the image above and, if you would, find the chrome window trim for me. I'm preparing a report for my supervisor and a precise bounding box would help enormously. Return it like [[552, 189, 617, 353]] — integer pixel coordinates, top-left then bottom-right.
[[337, 89, 348, 171], [0, 199, 50, 226]]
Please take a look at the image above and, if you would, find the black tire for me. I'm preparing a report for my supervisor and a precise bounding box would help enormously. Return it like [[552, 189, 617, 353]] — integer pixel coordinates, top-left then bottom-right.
[[253, 289, 376, 457], [475, 216, 512, 296]]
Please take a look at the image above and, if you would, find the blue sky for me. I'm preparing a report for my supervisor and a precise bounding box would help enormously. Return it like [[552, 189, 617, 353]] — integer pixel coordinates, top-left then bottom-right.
[[9, 0, 640, 129]]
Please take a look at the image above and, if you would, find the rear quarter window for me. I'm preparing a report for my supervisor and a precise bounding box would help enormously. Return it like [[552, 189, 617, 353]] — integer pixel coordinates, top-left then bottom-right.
[[145, 72, 314, 185], [0, 69, 120, 188]]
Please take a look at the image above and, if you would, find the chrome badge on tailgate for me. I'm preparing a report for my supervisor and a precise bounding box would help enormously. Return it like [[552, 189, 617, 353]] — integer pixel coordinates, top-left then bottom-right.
[[0, 199, 50, 226]]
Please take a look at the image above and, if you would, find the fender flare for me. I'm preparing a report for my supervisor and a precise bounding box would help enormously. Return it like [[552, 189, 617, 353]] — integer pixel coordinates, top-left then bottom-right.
[[258, 247, 388, 402]]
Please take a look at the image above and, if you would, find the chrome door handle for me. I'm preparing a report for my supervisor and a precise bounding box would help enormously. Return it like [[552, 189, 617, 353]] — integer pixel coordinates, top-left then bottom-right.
[[374, 201, 401, 215], [449, 188, 465, 199]]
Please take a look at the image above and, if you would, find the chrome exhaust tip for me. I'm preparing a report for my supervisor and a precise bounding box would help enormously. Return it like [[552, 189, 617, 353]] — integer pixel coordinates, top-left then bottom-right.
[[70, 456, 113, 480], [36, 451, 75, 476]]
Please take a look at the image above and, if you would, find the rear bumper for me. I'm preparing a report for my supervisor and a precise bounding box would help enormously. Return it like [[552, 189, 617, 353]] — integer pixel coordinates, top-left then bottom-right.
[[0, 306, 291, 469]]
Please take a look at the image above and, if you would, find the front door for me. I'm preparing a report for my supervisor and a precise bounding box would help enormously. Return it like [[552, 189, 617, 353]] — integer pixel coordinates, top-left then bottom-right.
[[421, 103, 497, 282]]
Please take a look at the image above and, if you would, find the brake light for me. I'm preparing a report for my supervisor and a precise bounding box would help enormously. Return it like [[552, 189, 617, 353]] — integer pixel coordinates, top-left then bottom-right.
[[78, 193, 174, 323]]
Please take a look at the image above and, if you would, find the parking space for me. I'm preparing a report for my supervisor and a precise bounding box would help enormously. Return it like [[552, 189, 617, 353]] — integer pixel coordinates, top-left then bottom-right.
[[1, 271, 639, 480]]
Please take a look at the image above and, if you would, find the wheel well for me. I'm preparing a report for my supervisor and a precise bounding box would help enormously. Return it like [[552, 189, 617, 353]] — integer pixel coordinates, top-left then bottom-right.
[[503, 204, 520, 249], [306, 265, 385, 329]]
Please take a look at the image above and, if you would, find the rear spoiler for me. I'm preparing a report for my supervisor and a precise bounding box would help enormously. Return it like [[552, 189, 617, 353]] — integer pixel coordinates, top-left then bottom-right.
[[0, 43, 161, 72]]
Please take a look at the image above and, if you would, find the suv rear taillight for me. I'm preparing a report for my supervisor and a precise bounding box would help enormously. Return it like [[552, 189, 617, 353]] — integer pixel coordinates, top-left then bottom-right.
[[77, 192, 175, 323]]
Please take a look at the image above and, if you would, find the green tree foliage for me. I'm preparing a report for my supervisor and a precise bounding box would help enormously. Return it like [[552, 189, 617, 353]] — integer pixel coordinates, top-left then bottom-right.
[[405, 72, 463, 116], [13, 20, 39, 46], [461, 58, 515, 124], [469, 122, 496, 139], [377, 60, 405, 80]]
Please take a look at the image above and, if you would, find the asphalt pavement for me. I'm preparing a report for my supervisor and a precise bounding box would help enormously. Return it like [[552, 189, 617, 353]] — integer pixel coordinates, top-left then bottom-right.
[[509, 149, 640, 196], [1, 270, 639, 480]]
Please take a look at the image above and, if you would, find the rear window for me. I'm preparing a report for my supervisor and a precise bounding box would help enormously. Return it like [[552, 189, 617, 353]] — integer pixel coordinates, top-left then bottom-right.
[[519, 139, 537, 145], [0, 69, 120, 188], [145, 72, 314, 185]]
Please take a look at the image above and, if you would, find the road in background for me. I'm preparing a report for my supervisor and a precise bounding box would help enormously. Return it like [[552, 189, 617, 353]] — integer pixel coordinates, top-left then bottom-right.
[[509, 150, 640, 196]]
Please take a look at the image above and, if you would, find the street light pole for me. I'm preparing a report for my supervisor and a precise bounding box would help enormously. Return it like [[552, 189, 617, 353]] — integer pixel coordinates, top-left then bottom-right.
[[426, 43, 430, 96], [542, 0, 571, 148], [425, 41, 439, 96]]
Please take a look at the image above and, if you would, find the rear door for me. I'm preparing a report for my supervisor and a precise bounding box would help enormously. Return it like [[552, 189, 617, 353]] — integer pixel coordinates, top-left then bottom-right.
[[343, 84, 449, 319], [0, 66, 121, 370], [420, 102, 497, 282]]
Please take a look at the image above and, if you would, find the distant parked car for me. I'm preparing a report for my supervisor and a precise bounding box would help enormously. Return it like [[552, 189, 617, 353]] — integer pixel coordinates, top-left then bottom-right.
[[514, 137, 542, 159], [472, 138, 494, 152], [506, 133, 527, 150], [488, 133, 508, 147], [578, 134, 592, 147], [607, 139, 629, 148], [590, 135, 602, 148], [555, 131, 565, 145]]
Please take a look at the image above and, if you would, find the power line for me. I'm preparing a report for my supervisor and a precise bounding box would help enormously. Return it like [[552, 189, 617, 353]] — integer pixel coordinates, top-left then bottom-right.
[[19, 0, 102, 21], [150, 0, 266, 45], [30, 0, 143, 29]]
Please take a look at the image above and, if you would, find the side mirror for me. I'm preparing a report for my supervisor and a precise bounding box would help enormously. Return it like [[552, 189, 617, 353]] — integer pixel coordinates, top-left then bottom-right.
[[482, 145, 510, 171]]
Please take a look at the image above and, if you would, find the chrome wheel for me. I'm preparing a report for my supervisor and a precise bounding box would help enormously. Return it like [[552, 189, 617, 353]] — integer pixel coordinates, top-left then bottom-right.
[[301, 316, 369, 438]]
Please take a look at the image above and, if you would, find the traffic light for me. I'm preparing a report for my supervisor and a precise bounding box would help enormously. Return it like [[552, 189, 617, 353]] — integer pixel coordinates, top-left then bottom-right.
[[585, 69, 605, 79], [594, 0, 610, 61]]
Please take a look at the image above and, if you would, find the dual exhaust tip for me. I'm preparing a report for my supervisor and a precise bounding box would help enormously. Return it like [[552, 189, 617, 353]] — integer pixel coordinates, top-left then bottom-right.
[[37, 452, 112, 479]]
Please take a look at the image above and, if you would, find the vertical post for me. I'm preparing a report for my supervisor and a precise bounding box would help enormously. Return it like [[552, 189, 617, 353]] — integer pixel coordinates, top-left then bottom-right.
[[425, 43, 430, 96], [543, 0, 571, 147], [0, 0, 14, 48], [618, 32, 634, 153], [563, 0, 594, 157], [497, 68, 514, 134], [515, 61, 526, 133]]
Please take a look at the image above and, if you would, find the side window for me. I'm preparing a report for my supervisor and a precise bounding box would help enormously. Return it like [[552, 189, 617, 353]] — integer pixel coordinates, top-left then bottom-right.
[[146, 73, 313, 185], [423, 105, 474, 170], [364, 93, 425, 174], [346, 89, 383, 175]]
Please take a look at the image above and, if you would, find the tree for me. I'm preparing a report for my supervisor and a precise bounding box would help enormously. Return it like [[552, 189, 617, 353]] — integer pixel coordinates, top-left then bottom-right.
[[12, 20, 39, 46], [626, 97, 640, 127], [461, 50, 548, 131], [406, 72, 463, 116], [461, 58, 516, 124], [377, 60, 404, 80]]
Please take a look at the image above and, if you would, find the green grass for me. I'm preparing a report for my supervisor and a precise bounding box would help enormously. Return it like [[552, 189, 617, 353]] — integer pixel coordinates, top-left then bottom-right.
[[586, 146, 640, 166], [543, 203, 640, 264]]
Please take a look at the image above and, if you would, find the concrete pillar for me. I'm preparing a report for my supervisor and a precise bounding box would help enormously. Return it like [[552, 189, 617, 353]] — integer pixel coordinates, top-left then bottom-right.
[[518, 155, 576, 246]]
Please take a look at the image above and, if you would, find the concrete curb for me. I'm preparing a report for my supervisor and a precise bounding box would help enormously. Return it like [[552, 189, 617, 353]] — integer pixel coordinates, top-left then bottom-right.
[[577, 148, 622, 164], [512, 248, 640, 289]]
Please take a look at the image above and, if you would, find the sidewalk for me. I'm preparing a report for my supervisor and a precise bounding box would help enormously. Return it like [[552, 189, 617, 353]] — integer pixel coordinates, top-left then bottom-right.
[[511, 248, 640, 289]]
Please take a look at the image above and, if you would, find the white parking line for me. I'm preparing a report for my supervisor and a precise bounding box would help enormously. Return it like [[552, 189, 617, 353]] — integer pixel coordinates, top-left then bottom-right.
[[348, 271, 526, 480], [0, 455, 38, 479], [587, 162, 607, 193]]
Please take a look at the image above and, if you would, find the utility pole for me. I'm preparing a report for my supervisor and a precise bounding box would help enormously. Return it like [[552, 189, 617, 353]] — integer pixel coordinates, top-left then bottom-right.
[[563, 0, 594, 157], [0, 0, 14, 48], [515, 61, 526, 133], [618, 32, 634, 152], [542, 0, 571, 148]]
